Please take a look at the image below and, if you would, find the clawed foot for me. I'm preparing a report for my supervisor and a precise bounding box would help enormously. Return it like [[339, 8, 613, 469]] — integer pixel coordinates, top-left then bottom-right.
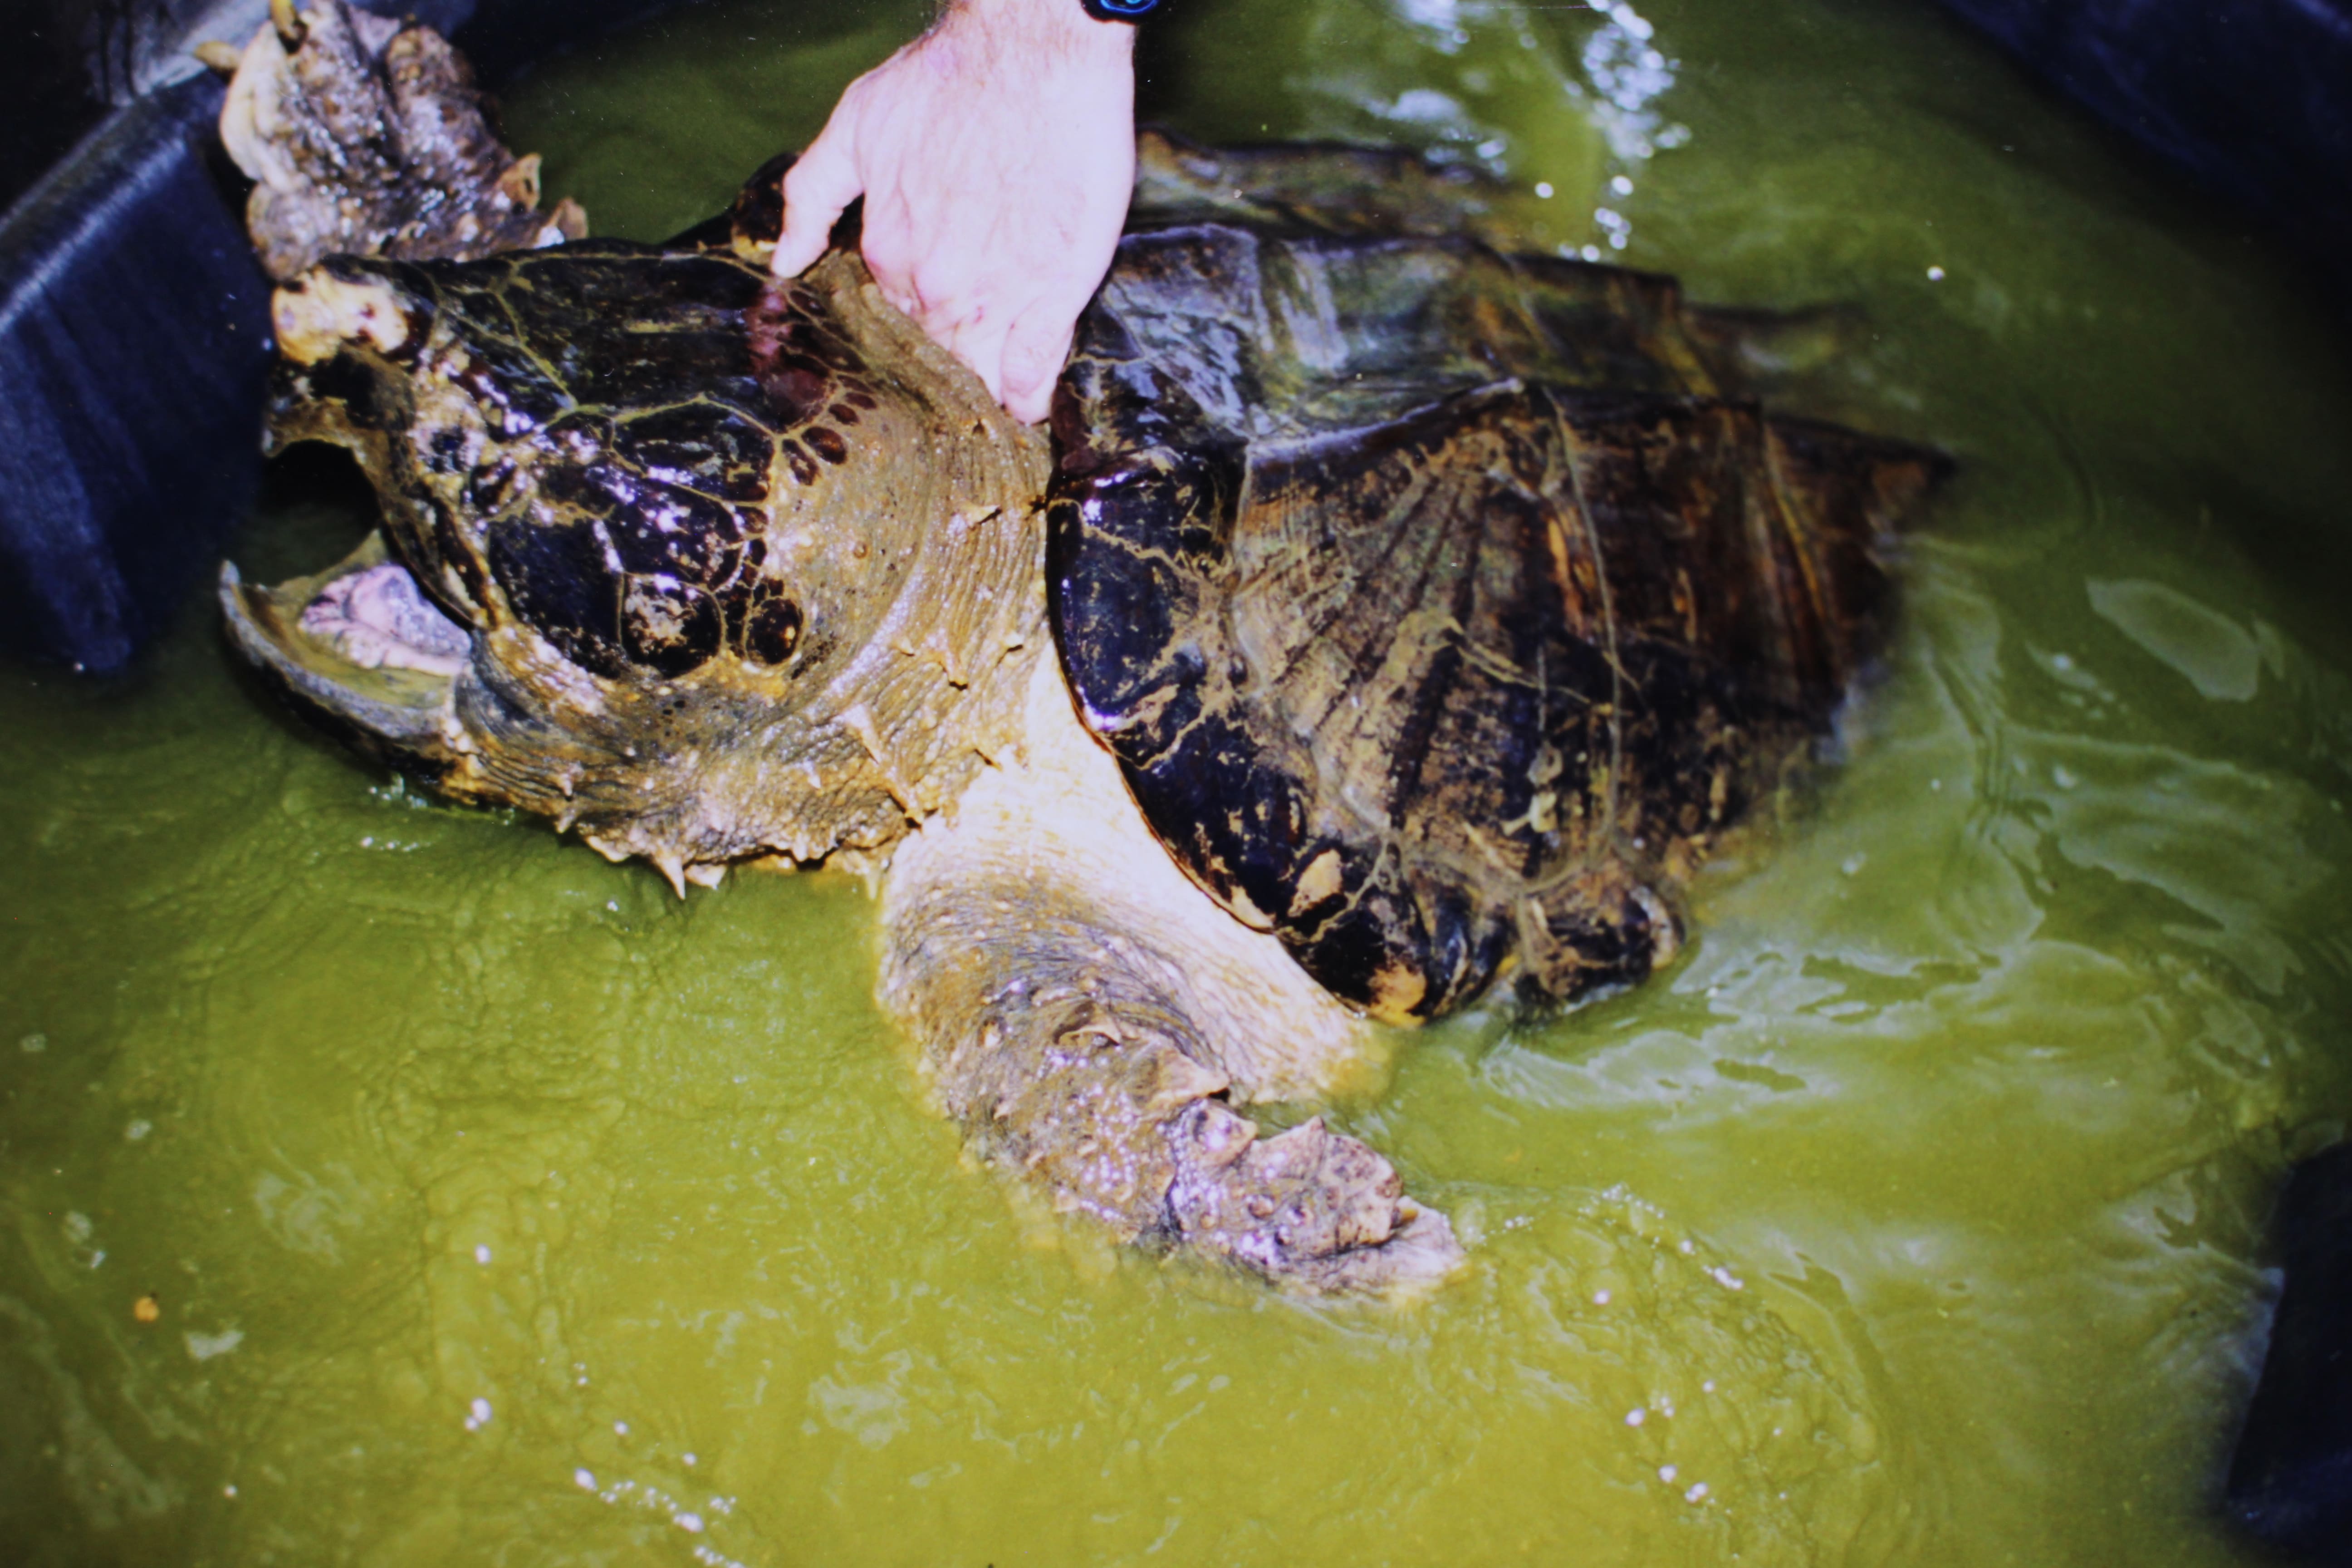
[[218, 0, 587, 280], [880, 711, 1467, 1303], [1166, 1101, 1464, 1297], [931, 995, 1463, 1298]]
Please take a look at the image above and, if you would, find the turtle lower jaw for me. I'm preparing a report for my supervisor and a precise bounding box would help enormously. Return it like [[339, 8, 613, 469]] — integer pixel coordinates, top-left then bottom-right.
[[218, 531, 468, 760]]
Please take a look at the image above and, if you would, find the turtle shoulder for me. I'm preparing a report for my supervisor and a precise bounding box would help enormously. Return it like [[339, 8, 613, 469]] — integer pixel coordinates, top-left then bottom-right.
[[1050, 224, 1945, 1022]]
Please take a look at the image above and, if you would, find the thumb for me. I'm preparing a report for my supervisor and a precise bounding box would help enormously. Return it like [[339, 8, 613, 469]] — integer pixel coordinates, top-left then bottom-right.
[[1000, 305, 1078, 426], [771, 122, 862, 279]]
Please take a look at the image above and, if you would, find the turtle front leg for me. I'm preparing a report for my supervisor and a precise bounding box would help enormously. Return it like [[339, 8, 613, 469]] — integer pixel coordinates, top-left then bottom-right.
[[217, 0, 586, 280], [882, 871, 1461, 1296], [874, 657, 1462, 1297]]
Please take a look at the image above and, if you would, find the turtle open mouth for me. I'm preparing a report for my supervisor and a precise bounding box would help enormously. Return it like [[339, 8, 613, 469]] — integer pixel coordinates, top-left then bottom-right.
[[218, 531, 469, 755], [294, 557, 469, 676]]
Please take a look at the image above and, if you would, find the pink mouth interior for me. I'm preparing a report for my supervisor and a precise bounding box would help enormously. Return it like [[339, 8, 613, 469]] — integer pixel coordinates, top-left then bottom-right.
[[299, 564, 470, 677]]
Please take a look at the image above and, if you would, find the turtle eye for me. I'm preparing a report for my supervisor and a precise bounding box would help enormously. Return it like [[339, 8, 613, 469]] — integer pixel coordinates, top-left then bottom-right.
[[736, 584, 804, 669]]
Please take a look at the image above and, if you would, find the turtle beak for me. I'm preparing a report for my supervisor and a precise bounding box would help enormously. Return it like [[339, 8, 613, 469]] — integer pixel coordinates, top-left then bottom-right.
[[272, 265, 426, 367], [219, 531, 468, 764]]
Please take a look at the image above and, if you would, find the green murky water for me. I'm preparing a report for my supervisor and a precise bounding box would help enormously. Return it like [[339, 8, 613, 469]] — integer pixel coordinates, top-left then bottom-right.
[[6, 0, 2351, 1561]]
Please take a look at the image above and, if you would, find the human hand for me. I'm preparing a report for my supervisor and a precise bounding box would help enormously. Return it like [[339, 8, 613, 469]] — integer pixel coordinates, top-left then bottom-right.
[[770, 0, 1137, 424]]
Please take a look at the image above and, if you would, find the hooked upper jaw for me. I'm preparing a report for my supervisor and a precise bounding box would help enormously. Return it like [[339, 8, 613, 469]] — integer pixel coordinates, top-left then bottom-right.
[[273, 270, 420, 365]]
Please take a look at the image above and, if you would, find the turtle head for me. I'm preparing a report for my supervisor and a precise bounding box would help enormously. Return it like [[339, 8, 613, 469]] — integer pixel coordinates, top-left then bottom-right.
[[223, 245, 1048, 889]]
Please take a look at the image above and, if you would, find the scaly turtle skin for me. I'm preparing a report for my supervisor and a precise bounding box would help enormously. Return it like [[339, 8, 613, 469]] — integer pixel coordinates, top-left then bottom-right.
[[219, 118, 1941, 1294]]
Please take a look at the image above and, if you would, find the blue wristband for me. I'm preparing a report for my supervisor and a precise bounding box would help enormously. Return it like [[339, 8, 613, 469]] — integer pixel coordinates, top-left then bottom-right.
[[1081, 0, 1158, 19]]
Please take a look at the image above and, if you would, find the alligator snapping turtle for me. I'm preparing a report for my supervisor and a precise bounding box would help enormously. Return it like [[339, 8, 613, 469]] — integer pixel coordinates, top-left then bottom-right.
[[218, 113, 1942, 1292]]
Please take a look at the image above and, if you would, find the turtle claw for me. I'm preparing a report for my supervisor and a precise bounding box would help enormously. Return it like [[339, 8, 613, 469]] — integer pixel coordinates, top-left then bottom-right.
[[1168, 1106, 1464, 1297]]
